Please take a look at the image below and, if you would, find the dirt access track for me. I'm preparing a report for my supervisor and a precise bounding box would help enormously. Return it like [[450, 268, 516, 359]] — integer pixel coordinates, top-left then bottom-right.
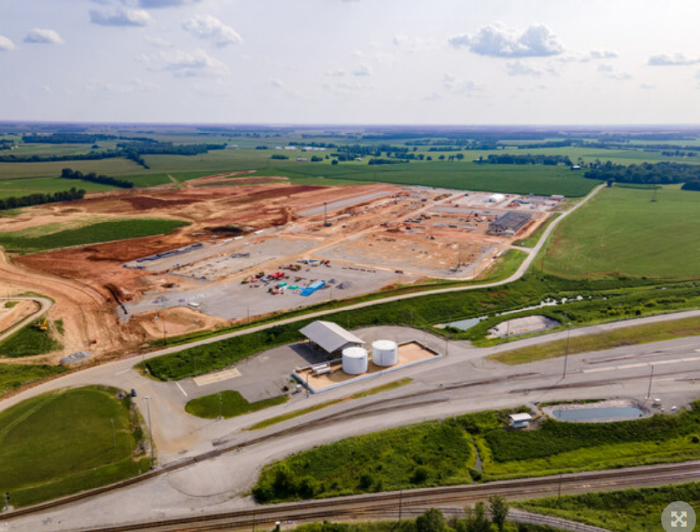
[[0, 173, 553, 361]]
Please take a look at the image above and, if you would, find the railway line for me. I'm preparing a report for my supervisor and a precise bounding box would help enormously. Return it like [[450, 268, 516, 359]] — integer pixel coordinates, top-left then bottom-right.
[[68, 461, 699, 531]]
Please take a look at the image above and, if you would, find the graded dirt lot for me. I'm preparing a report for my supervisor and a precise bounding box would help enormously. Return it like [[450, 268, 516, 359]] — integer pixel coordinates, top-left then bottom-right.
[[0, 300, 38, 335], [0, 175, 554, 362]]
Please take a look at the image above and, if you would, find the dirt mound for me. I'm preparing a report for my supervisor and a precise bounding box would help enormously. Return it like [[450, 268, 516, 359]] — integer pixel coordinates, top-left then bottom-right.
[[121, 196, 199, 211]]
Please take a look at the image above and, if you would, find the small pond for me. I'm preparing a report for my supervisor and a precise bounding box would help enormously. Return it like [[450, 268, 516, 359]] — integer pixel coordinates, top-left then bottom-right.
[[552, 405, 644, 422]]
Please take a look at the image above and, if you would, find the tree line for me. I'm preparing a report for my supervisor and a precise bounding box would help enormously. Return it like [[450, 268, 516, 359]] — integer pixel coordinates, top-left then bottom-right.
[[60, 168, 134, 189], [475, 154, 573, 166], [21, 133, 155, 144], [0, 188, 85, 211], [584, 161, 700, 189]]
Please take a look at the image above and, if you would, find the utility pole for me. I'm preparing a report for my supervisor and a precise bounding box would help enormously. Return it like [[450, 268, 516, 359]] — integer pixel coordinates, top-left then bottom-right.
[[144, 396, 155, 469], [647, 365, 655, 400], [562, 322, 572, 379]]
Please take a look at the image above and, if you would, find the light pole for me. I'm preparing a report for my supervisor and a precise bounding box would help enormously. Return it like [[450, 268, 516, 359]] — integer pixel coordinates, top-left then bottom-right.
[[647, 365, 655, 400], [144, 396, 155, 469], [562, 322, 572, 379]]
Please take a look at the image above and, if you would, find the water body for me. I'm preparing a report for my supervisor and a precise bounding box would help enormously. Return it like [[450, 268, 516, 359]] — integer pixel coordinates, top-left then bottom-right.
[[553, 406, 644, 422]]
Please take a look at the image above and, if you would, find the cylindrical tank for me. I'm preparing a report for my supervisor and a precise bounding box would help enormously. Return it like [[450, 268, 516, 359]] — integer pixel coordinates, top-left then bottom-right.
[[342, 347, 369, 375], [372, 340, 399, 367]]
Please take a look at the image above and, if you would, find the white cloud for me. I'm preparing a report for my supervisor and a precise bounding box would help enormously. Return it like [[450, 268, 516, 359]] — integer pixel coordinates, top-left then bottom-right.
[[24, 29, 64, 45], [90, 8, 152, 27], [392, 34, 437, 52], [353, 63, 372, 76], [156, 49, 229, 78], [326, 69, 346, 77], [138, 0, 203, 8], [182, 15, 242, 47], [506, 61, 542, 77], [85, 78, 160, 94], [443, 74, 481, 95], [270, 78, 284, 88], [145, 36, 173, 48], [648, 53, 700, 66], [598, 63, 632, 80], [0, 35, 15, 51], [640, 83, 655, 90], [588, 50, 618, 61], [448, 24, 564, 58]]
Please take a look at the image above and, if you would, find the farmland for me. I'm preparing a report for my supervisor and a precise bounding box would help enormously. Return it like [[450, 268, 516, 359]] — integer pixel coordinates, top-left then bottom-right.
[[0, 218, 190, 254], [252, 404, 700, 502], [542, 185, 700, 279], [0, 386, 149, 507]]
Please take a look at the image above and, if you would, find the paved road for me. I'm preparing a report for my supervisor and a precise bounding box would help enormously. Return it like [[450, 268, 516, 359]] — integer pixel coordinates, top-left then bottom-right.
[[0, 296, 53, 343]]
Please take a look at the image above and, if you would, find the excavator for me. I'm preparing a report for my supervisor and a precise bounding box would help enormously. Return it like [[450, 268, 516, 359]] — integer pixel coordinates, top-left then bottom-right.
[[32, 318, 48, 331]]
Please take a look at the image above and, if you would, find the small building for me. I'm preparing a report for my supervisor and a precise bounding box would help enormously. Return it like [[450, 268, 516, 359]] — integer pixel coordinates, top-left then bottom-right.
[[570, 165, 581, 171], [550, 195, 565, 202], [487, 211, 532, 236], [300, 320, 365, 357], [510, 413, 532, 429], [487, 193, 506, 203]]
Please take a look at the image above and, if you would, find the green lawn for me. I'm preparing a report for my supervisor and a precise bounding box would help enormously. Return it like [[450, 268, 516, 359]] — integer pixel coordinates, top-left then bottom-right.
[[0, 364, 68, 398], [185, 391, 287, 419], [516, 482, 700, 532], [253, 404, 700, 503], [0, 323, 62, 358], [543, 186, 700, 279], [0, 218, 190, 254], [0, 386, 149, 507]]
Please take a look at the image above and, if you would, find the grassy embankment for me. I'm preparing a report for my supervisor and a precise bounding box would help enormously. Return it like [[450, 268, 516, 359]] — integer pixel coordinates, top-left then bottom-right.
[[248, 378, 413, 431], [185, 391, 287, 420], [0, 218, 190, 254], [0, 386, 150, 507], [516, 482, 700, 532], [252, 404, 700, 503], [0, 364, 69, 398], [0, 322, 62, 358]]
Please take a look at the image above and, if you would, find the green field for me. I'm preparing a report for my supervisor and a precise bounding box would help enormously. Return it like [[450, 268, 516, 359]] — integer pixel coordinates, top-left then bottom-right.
[[253, 404, 700, 502], [0, 386, 150, 507], [0, 218, 190, 254], [543, 186, 700, 279], [185, 391, 287, 419], [0, 177, 118, 199], [516, 482, 700, 532], [0, 323, 62, 358], [0, 364, 68, 398]]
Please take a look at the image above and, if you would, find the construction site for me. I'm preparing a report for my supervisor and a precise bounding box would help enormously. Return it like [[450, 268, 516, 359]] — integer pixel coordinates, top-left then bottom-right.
[[0, 174, 560, 360]]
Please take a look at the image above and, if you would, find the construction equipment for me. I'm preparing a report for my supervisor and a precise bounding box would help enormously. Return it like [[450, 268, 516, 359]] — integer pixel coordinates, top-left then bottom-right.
[[33, 318, 48, 331]]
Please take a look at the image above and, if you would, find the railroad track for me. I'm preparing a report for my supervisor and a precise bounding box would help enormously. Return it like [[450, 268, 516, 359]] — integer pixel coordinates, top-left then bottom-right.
[[40, 461, 700, 532]]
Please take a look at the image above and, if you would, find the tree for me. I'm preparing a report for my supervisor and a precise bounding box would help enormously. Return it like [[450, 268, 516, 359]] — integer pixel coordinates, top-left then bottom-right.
[[465, 501, 490, 532], [331, 159, 339, 165], [489, 494, 509, 532], [416, 508, 448, 532]]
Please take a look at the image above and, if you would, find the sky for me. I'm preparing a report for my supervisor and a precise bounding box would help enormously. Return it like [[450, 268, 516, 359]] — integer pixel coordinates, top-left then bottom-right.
[[1, 0, 700, 125]]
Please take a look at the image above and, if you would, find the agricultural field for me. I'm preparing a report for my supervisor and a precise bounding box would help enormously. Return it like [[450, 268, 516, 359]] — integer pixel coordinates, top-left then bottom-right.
[[0, 386, 150, 507], [0, 177, 118, 199], [542, 186, 700, 279], [516, 482, 700, 532], [0, 218, 190, 254], [252, 404, 700, 502], [185, 390, 287, 419]]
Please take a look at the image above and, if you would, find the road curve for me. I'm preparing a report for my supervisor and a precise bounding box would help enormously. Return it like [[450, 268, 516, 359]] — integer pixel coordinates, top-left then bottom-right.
[[0, 296, 53, 343]]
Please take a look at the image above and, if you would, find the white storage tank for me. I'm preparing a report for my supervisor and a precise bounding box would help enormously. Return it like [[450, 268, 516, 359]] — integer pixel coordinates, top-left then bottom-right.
[[372, 340, 398, 367], [342, 347, 369, 375]]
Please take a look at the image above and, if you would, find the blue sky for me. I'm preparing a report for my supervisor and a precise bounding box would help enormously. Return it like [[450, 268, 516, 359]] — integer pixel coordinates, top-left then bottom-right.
[[1, 0, 700, 124]]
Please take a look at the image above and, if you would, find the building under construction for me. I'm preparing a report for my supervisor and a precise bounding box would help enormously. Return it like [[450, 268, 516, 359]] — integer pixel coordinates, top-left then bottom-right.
[[487, 211, 532, 236]]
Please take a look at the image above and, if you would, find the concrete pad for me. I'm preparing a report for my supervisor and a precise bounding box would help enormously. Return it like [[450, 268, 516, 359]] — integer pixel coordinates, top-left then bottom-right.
[[194, 368, 242, 386]]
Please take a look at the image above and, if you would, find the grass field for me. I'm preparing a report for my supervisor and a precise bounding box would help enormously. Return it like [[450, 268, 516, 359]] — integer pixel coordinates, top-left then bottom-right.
[[0, 218, 190, 254], [543, 186, 700, 279], [253, 404, 700, 502], [0, 323, 62, 358], [0, 176, 118, 199], [489, 315, 700, 365], [516, 482, 700, 532], [0, 386, 149, 507], [0, 363, 69, 398], [185, 391, 287, 419]]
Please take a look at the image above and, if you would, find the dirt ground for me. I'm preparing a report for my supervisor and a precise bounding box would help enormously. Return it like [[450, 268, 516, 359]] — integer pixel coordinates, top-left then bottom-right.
[[0, 175, 554, 362], [0, 300, 38, 335]]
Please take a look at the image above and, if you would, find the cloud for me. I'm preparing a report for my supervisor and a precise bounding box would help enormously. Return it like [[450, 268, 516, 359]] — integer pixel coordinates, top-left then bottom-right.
[[24, 29, 64, 45], [448, 24, 564, 58], [443, 74, 481, 95], [270, 78, 284, 88], [85, 78, 161, 94], [506, 61, 542, 77], [598, 63, 632, 80], [648, 53, 700, 66], [0, 35, 15, 51], [137, 0, 203, 8], [392, 34, 437, 52], [145, 36, 173, 48], [326, 69, 346, 77], [156, 48, 228, 78], [588, 50, 618, 60], [353, 63, 372, 76], [90, 8, 152, 27], [640, 83, 655, 90], [182, 15, 242, 47]]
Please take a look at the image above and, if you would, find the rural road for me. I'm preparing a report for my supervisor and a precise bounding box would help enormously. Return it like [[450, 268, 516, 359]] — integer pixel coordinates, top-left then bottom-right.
[[0, 296, 53, 344]]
